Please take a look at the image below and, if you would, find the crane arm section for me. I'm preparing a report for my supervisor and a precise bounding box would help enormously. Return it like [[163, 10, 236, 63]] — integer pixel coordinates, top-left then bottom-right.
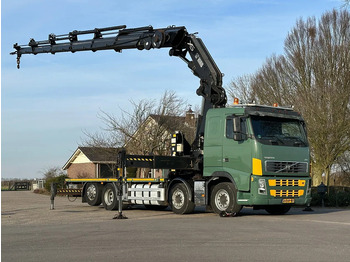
[[11, 24, 227, 148]]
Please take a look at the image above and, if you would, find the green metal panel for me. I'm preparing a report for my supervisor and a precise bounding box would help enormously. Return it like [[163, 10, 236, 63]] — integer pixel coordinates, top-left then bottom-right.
[[222, 135, 252, 191], [203, 114, 223, 172], [259, 145, 309, 176], [203, 107, 252, 190]]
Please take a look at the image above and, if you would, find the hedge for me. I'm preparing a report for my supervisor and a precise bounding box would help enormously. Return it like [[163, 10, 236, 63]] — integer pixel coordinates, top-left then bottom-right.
[[311, 186, 350, 207]]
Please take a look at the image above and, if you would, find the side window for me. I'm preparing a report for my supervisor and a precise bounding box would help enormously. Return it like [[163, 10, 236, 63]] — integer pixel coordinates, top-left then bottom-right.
[[226, 117, 247, 139]]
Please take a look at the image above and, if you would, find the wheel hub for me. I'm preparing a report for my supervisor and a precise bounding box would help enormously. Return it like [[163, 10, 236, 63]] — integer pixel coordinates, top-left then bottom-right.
[[86, 185, 97, 201], [104, 189, 114, 205], [215, 189, 230, 211], [172, 189, 185, 209]]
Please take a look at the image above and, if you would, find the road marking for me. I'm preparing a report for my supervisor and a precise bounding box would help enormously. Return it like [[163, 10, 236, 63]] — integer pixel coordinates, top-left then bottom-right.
[[302, 219, 350, 226]]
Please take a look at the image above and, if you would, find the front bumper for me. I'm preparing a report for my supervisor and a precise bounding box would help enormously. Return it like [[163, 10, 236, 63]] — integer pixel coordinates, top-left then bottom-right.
[[237, 175, 312, 206]]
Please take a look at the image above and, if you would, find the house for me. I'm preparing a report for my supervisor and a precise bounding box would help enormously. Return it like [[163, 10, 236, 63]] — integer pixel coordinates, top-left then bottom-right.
[[125, 108, 197, 156], [63, 109, 197, 179], [124, 108, 197, 178], [63, 147, 120, 179]]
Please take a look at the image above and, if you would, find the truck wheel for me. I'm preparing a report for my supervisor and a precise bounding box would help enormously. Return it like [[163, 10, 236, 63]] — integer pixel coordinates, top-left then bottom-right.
[[210, 182, 241, 214], [85, 183, 102, 206], [102, 184, 119, 210], [265, 205, 291, 215], [170, 183, 195, 214]]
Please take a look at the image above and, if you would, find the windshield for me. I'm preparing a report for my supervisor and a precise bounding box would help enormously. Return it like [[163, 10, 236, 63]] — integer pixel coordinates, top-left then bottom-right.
[[251, 116, 308, 147]]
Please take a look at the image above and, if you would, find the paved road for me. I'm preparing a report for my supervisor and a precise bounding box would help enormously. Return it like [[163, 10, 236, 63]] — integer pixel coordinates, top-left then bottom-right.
[[2, 191, 350, 262]]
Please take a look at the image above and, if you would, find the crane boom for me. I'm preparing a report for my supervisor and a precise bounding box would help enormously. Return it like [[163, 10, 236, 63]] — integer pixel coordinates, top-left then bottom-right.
[[11, 24, 227, 149]]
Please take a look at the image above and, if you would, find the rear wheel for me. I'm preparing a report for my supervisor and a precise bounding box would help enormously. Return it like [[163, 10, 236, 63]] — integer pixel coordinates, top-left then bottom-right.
[[102, 184, 119, 210], [170, 183, 195, 214], [210, 182, 241, 214], [85, 183, 102, 206], [265, 205, 291, 215]]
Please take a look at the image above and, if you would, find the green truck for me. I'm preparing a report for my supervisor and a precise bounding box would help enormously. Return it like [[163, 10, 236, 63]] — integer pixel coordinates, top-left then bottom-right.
[[12, 25, 311, 216]]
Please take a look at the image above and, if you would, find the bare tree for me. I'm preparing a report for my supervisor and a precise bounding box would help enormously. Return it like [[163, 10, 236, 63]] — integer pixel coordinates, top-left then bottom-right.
[[228, 74, 256, 104], [336, 151, 350, 184], [83, 90, 191, 156], [229, 9, 350, 185], [82, 90, 194, 178]]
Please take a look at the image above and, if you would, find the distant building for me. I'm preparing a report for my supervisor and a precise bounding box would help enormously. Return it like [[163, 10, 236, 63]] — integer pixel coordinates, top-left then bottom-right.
[[125, 108, 197, 156], [63, 109, 197, 179], [63, 147, 120, 179]]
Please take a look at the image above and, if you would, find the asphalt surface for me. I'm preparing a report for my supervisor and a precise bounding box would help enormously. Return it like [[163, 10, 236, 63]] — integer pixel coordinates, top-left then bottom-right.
[[2, 191, 350, 262]]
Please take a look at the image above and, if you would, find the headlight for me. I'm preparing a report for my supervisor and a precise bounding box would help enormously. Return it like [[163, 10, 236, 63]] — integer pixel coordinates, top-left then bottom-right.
[[258, 179, 267, 195]]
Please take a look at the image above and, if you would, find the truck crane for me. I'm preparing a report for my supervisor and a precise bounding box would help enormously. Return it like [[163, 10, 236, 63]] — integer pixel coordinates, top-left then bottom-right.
[[12, 25, 312, 216]]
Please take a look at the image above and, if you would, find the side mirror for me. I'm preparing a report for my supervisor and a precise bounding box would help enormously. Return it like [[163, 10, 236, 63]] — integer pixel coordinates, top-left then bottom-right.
[[233, 117, 243, 141]]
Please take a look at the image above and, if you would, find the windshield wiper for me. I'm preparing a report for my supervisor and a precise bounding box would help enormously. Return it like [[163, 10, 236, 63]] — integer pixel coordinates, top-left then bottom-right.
[[284, 136, 307, 146], [264, 135, 285, 145]]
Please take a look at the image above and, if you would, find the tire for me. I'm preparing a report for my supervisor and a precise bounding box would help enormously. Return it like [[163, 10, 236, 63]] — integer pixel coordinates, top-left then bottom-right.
[[265, 205, 291, 215], [210, 182, 241, 214], [85, 183, 102, 206], [102, 184, 119, 210], [169, 183, 195, 214]]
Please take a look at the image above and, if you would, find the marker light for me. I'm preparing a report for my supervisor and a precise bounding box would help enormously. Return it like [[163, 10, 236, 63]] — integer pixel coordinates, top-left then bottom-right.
[[233, 98, 239, 105], [273, 103, 278, 107]]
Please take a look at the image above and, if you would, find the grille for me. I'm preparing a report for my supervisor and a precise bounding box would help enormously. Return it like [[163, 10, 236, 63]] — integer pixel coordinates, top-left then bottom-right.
[[266, 161, 308, 174], [270, 189, 304, 197], [269, 179, 305, 187]]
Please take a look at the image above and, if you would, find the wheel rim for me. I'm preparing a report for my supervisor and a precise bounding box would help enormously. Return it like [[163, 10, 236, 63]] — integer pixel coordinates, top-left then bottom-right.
[[215, 189, 230, 211], [172, 188, 185, 209], [104, 188, 114, 205], [86, 184, 97, 201]]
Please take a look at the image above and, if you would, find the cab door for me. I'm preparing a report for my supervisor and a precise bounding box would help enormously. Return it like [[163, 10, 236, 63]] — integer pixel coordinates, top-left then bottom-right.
[[222, 117, 252, 191]]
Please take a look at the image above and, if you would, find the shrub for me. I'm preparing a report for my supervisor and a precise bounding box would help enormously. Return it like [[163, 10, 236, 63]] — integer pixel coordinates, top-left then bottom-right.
[[311, 186, 350, 207], [33, 188, 48, 194], [44, 174, 68, 192]]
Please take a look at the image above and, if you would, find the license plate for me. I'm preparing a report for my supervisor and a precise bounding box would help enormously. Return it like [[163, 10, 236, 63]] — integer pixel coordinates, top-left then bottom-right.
[[282, 199, 294, 204]]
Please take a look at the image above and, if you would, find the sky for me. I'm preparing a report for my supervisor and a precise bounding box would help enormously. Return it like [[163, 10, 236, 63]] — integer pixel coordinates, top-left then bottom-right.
[[1, 0, 345, 179]]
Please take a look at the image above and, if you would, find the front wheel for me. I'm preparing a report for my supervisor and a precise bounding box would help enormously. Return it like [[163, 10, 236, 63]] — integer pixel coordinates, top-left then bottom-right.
[[210, 182, 241, 214], [265, 205, 291, 215], [169, 183, 195, 214]]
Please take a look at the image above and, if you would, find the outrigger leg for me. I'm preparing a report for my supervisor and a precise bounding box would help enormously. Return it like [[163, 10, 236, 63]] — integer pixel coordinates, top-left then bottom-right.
[[113, 180, 128, 219], [113, 149, 128, 219], [219, 211, 237, 217]]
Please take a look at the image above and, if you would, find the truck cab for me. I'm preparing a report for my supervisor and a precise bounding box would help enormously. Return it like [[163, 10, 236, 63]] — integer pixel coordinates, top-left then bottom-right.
[[204, 104, 312, 214]]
